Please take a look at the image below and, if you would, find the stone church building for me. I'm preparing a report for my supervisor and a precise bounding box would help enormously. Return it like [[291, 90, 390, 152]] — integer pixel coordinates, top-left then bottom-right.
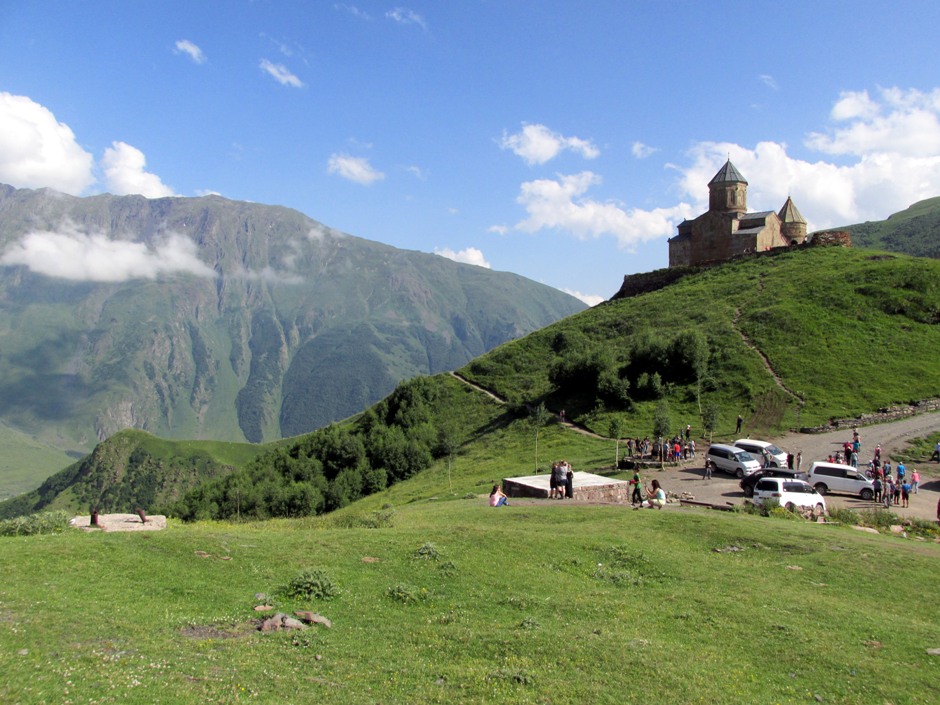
[[668, 160, 807, 267]]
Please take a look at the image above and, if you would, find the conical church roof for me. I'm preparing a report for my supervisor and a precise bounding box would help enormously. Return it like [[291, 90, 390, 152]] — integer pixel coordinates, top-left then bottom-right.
[[778, 196, 806, 224], [708, 159, 747, 185]]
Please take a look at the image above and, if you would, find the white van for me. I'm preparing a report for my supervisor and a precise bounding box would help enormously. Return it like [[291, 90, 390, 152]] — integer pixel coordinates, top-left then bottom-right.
[[706, 444, 762, 478], [734, 439, 788, 468], [807, 462, 875, 500]]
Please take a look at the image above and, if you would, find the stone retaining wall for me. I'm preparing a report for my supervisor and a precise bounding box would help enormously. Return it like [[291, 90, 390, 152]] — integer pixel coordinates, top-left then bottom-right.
[[798, 399, 940, 433]]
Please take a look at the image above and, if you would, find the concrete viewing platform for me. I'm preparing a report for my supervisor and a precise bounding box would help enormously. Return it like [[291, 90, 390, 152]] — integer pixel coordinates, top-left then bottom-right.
[[502, 472, 631, 503]]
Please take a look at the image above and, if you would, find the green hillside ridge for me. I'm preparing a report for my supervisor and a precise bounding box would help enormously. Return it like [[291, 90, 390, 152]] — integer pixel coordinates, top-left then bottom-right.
[[0, 429, 268, 520], [5, 244, 940, 522], [841, 196, 940, 259], [459, 246, 940, 437]]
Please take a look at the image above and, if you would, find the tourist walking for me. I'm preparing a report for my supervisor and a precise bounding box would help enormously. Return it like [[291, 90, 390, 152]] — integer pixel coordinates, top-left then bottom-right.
[[901, 479, 911, 508], [630, 471, 643, 506], [884, 477, 894, 509], [911, 469, 920, 494]]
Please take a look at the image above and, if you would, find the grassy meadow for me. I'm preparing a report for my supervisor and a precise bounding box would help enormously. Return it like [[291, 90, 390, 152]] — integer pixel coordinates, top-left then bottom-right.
[[2, 499, 939, 704]]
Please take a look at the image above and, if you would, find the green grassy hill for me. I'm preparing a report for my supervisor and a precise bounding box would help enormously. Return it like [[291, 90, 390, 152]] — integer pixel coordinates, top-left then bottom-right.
[[460, 246, 940, 438], [842, 196, 940, 258], [1, 497, 938, 704]]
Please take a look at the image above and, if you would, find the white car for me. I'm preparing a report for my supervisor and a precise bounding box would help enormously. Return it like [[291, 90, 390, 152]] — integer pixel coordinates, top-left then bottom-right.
[[752, 477, 827, 514], [734, 439, 788, 468]]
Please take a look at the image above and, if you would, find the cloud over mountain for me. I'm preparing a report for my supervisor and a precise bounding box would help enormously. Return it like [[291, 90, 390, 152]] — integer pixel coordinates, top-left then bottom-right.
[[1, 223, 214, 282]]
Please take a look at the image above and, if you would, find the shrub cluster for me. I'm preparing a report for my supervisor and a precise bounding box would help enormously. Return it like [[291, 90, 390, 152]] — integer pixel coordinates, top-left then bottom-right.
[[0, 511, 70, 537], [170, 377, 462, 521]]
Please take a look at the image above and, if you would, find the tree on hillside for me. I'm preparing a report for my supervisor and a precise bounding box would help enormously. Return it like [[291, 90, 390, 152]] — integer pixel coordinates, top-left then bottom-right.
[[530, 403, 550, 473], [608, 417, 625, 468], [653, 400, 671, 468], [702, 401, 720, 444]]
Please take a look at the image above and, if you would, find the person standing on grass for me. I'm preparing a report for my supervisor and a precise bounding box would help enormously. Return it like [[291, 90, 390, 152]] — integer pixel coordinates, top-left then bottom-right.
[[911, 469, 920, 494], [736, 415, 743, 434]]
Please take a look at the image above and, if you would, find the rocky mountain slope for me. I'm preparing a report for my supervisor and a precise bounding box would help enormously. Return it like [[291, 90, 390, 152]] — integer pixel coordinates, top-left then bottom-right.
[[0, 184, 585, 459]]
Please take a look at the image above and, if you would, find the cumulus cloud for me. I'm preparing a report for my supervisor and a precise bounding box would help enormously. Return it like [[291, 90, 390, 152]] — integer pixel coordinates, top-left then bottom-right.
[[561, 288, 605, 307], [512, 171, 693, 248], [807, 87, 940, 157], [259, 59, 304, 87], [631, 141, 658, 159], [505, 86, 940, 245], [101, 141, 176, 197], [0, 92, 95, 194], [174, 39, 206, 64], [0, 223, 214, 282], [434, 247, 491, 268], [500, 123, 599, 165], [327, 153, 385, 184], [386, 7, 427, 30]]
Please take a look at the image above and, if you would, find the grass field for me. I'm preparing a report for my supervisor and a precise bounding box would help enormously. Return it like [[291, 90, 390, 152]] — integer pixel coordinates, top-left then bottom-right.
[[1, 497, 938, 704]]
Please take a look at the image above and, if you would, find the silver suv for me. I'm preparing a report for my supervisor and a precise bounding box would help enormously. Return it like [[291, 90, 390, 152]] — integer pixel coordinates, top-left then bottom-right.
[[706, 444, 762, 478], [807, 462, 875, 500]]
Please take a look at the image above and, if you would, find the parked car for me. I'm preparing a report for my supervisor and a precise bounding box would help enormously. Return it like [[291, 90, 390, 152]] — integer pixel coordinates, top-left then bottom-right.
[[733, 439, 788, 468], [807, 461, 875, 500], [706, 443, 762, 478], [752, 477, 827, 514], [740, 468, 809, 498]]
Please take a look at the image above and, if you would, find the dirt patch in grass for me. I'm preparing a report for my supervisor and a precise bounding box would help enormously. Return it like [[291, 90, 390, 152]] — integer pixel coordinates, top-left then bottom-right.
[[179, 622, 258, 640]]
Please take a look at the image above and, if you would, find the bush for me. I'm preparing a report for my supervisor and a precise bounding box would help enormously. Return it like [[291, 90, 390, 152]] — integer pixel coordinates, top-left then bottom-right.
[[280, 570, 339, 601], [0, 511, 70, 537]]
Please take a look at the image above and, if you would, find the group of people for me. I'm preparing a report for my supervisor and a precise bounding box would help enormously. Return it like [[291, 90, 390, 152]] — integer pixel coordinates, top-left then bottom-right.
[[626, 433, 695, 462], [870, 460, 919, 509], [550, 460, 574, 499]]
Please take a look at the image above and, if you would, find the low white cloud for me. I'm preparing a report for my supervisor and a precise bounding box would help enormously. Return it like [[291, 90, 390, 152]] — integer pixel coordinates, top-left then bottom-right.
[[327, 153, 385, 184], [259, 59, 304, 88], [561, 288, 605, 307], [386, 7, 427, 30], [500, 123, 599, 165], [101, 141, 176, 197], [487, 224, 508, 235], [631, 141, 658, 159], [434, 247, 491, 268], [1, 223, 214, 282], [513, 171, 692, 248], [174, 39, 206, 64], [0, 93, 95, 195]]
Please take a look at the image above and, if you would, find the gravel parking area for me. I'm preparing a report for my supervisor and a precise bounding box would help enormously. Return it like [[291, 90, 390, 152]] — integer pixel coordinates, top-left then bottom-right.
[[653, 411, 940, 521]]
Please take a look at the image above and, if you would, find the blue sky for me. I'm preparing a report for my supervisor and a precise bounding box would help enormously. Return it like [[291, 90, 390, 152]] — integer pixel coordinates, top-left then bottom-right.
[[1, 1, 939, 304]]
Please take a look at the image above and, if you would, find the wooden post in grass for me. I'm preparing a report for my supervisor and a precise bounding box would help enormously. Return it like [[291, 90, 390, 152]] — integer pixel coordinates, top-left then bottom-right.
[[135, 507, 148, 524], [90, 509, 100, 527]]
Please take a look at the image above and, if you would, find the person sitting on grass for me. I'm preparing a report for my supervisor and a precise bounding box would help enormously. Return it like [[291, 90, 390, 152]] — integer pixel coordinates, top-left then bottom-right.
[[489, 484, 508, 507], [642, 479, 666, 510]]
